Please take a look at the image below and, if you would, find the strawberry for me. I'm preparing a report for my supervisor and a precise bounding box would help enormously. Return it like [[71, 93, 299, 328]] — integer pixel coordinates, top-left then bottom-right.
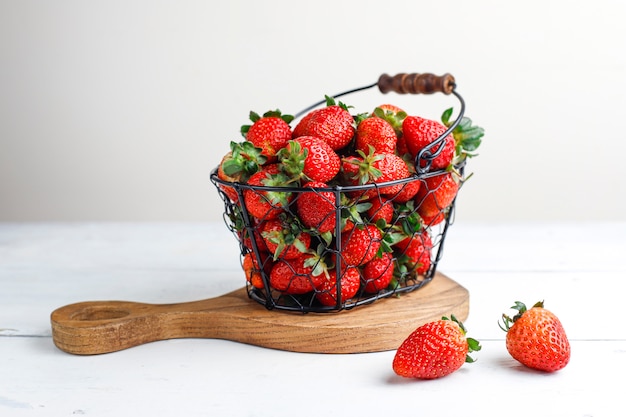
[[499, 301, 571, 372], [243, 164, 294, 220], [242, 251, 272, 289], [240, 222, 267, 254], [393, 315, 481, 379], [269, 252, 328, 294], [260, 217, 311, 260], [241, 110, 294, 160], [389, 157, 420, 203], [279, 136, 340, 183], [292, 97, 355, 151], [366, 197, 394, 225], [395, 231, 432, 277], [342, 150, 410, 199], [340, 224, 382, 266], [315, 266, 361, 306], [362, 251, 395, 293], [415, 171, 459, 220], [295, 181, 337, 234], [355, 116, 397, 155], [402, 115, 455, 171]]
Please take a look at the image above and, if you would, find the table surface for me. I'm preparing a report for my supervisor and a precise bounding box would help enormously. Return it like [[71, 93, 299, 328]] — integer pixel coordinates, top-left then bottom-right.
[[1, 221, 624, 417]]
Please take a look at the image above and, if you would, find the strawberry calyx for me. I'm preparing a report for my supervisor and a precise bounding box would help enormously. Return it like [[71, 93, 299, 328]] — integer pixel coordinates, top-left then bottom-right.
[[277, 140, 309, 184], [261, 214, 309, 261], [441, 107, 485, 166], [342, 146, 384, 185], [258, 170, 293, 208], [443, 314, 482, 363], [240, 109, 294, 137], [324, 95, 352, 113], [498, 300, 545, 332], [221, 141, 268, 182], [373, 106, 407, 135], [303, 243, 331, 279]]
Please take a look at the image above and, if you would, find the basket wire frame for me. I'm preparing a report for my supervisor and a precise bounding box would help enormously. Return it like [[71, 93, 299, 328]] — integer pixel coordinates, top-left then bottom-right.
[[210, 82, 466, 313]]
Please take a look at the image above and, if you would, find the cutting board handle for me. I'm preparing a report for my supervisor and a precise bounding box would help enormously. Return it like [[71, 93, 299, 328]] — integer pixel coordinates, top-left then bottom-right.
[[50, 288, 255, 355]]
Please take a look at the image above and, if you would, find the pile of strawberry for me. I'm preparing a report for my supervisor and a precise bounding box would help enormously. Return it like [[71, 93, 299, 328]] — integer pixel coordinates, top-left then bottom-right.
[[213, 96, 483, 309]]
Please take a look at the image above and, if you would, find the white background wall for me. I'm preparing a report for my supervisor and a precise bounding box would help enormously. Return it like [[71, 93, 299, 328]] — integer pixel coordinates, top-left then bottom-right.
[[1, 0, 625, 223]]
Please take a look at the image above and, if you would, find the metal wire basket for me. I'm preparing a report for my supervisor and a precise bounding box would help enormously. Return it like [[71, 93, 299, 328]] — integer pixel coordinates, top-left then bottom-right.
[[210, 72, 473, 313]]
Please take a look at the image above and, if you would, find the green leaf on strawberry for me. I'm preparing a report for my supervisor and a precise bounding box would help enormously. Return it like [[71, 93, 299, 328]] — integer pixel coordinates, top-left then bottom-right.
[[441, 107, 485, 162]]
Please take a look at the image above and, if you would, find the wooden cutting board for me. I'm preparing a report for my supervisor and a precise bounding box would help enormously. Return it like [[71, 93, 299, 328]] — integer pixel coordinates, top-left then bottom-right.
[[50, 272, 468, 355]]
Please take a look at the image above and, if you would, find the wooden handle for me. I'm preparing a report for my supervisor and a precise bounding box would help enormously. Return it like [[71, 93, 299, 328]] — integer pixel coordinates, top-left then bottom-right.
[[378, 73, 456, 95], [50, 272, 469, 355], [50, 288, 257, 355]]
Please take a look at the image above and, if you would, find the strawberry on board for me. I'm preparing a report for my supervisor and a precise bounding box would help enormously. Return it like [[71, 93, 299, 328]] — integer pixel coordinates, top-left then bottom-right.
[[393, 315, 481, 379], [499, 301, 571, 372]]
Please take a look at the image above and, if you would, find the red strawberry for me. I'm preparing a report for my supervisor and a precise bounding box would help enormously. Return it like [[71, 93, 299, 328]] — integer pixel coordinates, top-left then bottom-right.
[[499, 301, 571, 372], [315, 266, 361, 306], [402, 115, 455, 170], [241, 110, 294, 160], [342, 151, 410, 199], [366, 197, 394, 225], [293, 98, 355, 151], [242, 251, 272, 289], [296, 181, 337, 234], [362, 251, 395, 293], [415, 171, 459, 220], [395, 231, 432, 276], [393, 315, 480, 379], [243, 164, 293, 220], [355, 117, 397, 155], [388, 157, 420, 203], [260, 218, 311, 260], [279, 136, 340, 183], [269, 253, 327, 294], [340, 224, 382, 266], [240, 221, 267, 254]]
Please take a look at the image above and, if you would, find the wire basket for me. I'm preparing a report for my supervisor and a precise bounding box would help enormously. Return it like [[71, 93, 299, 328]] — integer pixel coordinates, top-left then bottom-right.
[[210, 73, 473, 313]]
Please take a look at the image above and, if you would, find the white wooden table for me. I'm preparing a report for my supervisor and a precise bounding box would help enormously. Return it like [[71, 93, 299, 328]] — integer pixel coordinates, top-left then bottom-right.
[[1, 222, 624, 416]]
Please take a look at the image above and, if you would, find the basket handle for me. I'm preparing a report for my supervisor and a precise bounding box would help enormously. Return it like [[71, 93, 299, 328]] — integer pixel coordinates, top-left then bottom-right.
[[378, 73, 455, 95]]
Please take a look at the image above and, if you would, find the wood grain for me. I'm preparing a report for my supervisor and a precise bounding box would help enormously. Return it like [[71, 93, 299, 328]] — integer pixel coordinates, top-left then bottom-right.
[[50, 272, 469, 355]]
